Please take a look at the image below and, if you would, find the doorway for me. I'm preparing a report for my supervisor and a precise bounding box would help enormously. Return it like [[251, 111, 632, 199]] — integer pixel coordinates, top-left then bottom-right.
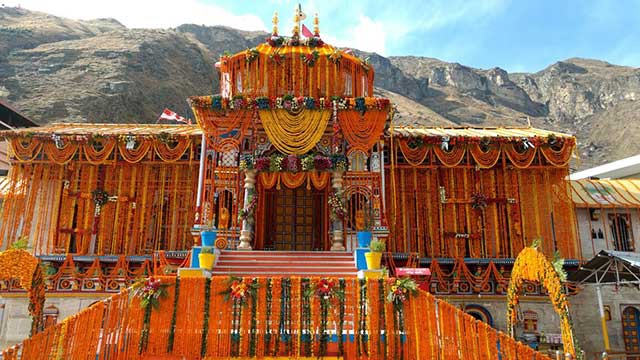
[[262, 186, 327, 251]]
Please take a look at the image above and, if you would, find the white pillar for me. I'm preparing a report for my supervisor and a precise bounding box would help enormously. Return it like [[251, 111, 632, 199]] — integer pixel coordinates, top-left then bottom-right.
[[237, 170, 256, 250], [330, 170, 346, 251], [195, 134, 207, 214]]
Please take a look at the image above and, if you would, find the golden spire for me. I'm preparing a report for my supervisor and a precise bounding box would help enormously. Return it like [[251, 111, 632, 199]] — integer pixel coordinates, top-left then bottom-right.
[[272, 11, 278, 35], [292, 6, 300, 37], [314, 13, 319, 36]]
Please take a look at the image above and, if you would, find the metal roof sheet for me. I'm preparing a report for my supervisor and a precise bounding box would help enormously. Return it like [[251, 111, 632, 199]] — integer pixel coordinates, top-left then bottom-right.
[[0, 123, 203, 138], [570, 179, 640, 208], [391, 126, 574, 139]]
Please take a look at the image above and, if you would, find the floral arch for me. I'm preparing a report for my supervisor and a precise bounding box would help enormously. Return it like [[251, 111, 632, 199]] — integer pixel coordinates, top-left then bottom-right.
[[506, 244, 578, 357], [0, 248, 45, 335]]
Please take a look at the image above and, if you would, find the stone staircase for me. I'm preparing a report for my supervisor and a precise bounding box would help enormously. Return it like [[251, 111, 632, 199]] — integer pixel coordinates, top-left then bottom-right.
[[212, 250, 357, 277]]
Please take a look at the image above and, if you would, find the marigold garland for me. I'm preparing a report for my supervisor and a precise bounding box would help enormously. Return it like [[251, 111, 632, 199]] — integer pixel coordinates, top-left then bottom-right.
[[507, 244, 578, 357], [0, 248, 45, 335]]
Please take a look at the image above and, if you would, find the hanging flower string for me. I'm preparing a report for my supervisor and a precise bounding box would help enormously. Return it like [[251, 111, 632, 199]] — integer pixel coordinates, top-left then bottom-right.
[[223, 276, 260, 306], [92, 189, 109, 216], [329, 190, 347, 222], [471, 192, 489, 210], [306, 278, 345, 356], [132, 277, 171, 354]]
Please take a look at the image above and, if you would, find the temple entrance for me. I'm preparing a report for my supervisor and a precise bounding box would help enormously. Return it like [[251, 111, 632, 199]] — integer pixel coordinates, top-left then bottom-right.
[[262, 186, 328, 251]]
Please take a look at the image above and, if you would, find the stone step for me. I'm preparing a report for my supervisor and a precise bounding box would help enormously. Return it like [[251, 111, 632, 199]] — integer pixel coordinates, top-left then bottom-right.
[[216, 260, 355, 266], [214, 250, 358, 277]]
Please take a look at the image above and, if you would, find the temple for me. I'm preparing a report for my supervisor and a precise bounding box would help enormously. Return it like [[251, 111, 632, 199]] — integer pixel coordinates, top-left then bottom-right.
[[0, 10, 581, 359]]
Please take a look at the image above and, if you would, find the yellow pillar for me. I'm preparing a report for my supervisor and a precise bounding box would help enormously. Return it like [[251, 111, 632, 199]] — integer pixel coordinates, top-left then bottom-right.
[[596, 285, 611, 351]]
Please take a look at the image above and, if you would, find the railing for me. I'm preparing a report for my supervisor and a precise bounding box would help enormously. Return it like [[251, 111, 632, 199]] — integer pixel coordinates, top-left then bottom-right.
[[2, 276, 553, 360]]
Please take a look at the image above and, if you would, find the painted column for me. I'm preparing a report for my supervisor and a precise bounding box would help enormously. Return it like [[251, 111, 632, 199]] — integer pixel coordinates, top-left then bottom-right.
[[237, 169, 256, 250], [330, 170, 346, 251], [596, 285, 611, 352]]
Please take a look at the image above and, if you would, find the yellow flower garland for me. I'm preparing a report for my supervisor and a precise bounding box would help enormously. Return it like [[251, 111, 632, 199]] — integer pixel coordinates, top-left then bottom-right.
[[258, 109, 330, 155], [506, 246, 577, 357]]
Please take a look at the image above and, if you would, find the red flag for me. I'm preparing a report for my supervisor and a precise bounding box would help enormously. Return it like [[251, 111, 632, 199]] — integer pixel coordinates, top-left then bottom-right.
[[158, 108, 192, 125], [301, 24, 314, 38]]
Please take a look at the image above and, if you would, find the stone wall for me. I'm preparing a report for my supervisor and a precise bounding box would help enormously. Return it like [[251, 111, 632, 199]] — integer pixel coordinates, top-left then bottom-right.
[[576, 207, 640, 258], [0, 293, 108, 349]]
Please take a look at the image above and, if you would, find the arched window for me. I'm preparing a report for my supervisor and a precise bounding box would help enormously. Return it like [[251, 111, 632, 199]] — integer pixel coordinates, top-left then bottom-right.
[[464, 304, 494, 327], [348, 150, 368, 172], [43, 305, 59, 329]]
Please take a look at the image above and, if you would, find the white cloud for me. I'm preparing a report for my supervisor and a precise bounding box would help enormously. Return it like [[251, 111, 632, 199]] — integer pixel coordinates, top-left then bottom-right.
[[6, 0, 267, 30], [327, 15, 387, 55]]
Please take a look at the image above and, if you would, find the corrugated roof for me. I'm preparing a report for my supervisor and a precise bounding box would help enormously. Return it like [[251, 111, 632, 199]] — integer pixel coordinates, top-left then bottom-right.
[[392, 126, 574, 139], [0, 123, 203, 138], [0, 176, 11, 198], [571, 179, 640, 208]]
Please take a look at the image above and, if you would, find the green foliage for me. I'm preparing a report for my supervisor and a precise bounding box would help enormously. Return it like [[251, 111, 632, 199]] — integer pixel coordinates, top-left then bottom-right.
[[10, 236, 30, 250], [530, 238, 542, 249], [552, 250, 567, 282], [369, 239, 386, 252], [200, 246, 215, 254]]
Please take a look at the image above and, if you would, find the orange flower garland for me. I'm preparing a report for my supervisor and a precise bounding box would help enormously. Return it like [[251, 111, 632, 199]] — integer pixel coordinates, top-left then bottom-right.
[[0, 248, 45, 334], [507, 245, 577, 357]]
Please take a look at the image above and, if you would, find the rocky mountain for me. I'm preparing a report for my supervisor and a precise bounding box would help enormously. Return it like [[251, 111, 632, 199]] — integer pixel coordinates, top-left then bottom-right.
[[2, 7, 640, 170]]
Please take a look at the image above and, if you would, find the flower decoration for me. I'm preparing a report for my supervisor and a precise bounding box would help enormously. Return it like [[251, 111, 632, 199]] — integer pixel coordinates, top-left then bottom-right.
[[269, 51, 285, 64], [239, 154, 254, 171], [132, 276, 170, 309], [211, 95, 223, 110], [255, 96, 270, 109], [245, 48, 260, 63], [238, 192, 258, 224], [301, 50, 319, 67], [386, 277, 418, 305], [360, 57, 371, 73], [471, 192, 488, 210], [305, 36, 324, 48], [312, 278, 344, 301], [124, 134, 136, 150], [328, 190, 347, 221], [330, 153, 348, 172], [132, 277, 171, 354], [254, 156, 271, 171], [282, 154, 301, 172], [222, 276, 260, 306], [92, 189, 109, 208], [328, 49, 342, 64], [407, 137, 424, 150], [301, 154, 315, 171], [354, 97, 366, 113], [314, 155, 333, 171], [269, 154, 284, 172], [51, 134, 64, 149], [231, 95, 246, 109], [266, 35, 285, 47]]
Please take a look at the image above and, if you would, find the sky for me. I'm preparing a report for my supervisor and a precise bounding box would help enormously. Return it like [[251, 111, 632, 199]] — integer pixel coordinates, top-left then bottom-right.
[[7, 0, 640, 72]]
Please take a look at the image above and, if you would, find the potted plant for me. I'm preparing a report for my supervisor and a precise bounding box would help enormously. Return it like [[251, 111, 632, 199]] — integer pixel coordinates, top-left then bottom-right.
[[199, 247, 216, 270], [365, 239, 385, 270], [356, 202, 374, 248], [200, 220, 217, 247]]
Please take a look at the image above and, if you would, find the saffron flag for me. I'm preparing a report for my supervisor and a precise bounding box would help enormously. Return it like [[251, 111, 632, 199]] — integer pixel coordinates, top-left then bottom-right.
[[158, 108, 191, 125], [301, 24, 314, 38]]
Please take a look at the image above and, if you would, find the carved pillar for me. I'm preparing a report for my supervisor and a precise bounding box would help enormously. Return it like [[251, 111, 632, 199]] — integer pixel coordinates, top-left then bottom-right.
[[330, 170, 346, 251], [237, 170, 257, 250]]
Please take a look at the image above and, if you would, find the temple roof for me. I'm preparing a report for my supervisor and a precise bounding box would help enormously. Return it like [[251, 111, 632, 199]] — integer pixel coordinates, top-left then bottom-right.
[[392, 126, 574, 140], [0, 123, 576, 141], [571, 179, 640, 208], [0, 123, 202, 139]]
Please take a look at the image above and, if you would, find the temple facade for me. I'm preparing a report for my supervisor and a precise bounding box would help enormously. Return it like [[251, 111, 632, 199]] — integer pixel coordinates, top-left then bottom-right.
[[0, 11, 586, 357]]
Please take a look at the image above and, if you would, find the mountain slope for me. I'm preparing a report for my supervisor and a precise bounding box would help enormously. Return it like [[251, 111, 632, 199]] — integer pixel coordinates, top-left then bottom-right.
[[1, 7, 639, 170]]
